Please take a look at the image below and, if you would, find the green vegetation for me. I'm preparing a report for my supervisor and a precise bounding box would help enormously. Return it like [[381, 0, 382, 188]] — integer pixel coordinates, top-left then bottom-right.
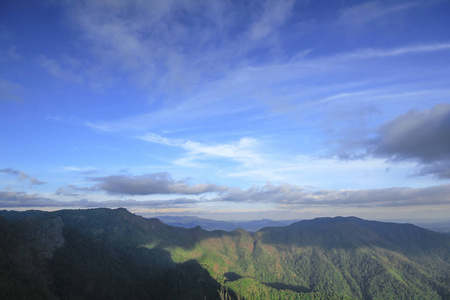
[[0, 209, 449, 299], [166, 217, 450, 299]]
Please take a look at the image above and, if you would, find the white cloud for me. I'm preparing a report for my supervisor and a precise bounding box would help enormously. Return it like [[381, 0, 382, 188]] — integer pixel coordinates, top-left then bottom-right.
[[137, 133, 422, 190], [62, 166, 98, 173], [138, 133, 263, 168]]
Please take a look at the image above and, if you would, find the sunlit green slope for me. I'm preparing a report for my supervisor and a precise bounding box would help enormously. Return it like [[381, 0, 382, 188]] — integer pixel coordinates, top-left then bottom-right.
[[167, 217, 450, 299], [1, 209, 449, 299]]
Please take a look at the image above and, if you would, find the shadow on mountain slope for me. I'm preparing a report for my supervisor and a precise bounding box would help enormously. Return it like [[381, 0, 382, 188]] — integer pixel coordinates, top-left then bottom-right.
[[0, 215, 61, 299], [47, 207, 240, 251], [263, 282, 311, 294], [50, 227, 229, 300], [0, 209, 240, 300], [2, 209, 450, 299]]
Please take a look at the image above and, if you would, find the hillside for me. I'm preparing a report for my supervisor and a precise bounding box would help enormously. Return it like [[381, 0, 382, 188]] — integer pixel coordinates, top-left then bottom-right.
[[179, 216, 450, 299], [0, 209, 227, 299], [0, 208, 449, 299]]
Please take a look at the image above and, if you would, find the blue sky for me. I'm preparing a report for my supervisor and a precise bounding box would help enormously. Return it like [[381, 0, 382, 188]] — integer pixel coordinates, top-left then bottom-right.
[[1, 0, 450, 221]]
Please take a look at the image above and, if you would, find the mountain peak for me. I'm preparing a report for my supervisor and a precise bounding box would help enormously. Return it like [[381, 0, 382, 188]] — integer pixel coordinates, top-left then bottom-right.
[[0, 209, 449, 299], [261, 215, 450, 252]]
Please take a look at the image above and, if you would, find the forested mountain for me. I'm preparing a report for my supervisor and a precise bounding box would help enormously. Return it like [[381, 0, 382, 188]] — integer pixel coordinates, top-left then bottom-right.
[[0, 208, 449, 299]]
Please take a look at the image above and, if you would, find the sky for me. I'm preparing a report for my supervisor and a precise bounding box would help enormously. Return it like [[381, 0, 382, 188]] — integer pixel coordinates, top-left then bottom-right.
[[1, 0, 450, 222]]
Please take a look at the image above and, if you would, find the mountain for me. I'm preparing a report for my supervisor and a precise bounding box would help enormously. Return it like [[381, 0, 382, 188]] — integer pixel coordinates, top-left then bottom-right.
[[155, 215, 296, 231], [0, 208, 449, 299], [0, 208, 228, 300], [170, 216, 450, 299]]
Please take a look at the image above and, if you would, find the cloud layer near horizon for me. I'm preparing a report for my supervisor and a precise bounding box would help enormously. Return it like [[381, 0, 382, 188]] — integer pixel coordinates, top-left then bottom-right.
[[1, 171, 449, 213]]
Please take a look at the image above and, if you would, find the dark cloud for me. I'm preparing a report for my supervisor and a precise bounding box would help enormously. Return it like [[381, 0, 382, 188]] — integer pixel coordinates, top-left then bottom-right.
[[216, 182, 450, 208], [219, 183, 304, 203], [0, 191, 199, 208], [336, 104, 450, 179], [373, 103, 450, 163], [88, 172, 228, 195], [55, 184, 97, 196], [0, 191, 58, 207], [414, 161, 450, 179], [0, 168, 46, 185]]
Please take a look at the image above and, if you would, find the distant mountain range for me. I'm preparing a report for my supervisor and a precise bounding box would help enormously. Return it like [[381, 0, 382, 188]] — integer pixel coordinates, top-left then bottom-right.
[[156, 215, 450, 234], [155, 215, 296, 231], [1, 208, 449, 299]]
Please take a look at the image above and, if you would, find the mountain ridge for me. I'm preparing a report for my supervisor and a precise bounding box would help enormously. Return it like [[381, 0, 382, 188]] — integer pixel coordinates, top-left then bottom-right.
[[154, 215, 297, 232], [154, 214, 450, 234], [0, 208, 449, 299]]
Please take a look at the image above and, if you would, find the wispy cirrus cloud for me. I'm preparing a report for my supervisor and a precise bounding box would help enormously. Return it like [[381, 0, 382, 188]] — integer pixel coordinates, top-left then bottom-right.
[[337, 1, 418, 27], [51, 0, 301, 95], [138, 133, 263, 168], [79, 40, 450, 138], [38, 55, 84, 84], [337, 43, 450, 61], [37, 0, 443, 98], [249, 0, 295, 40]]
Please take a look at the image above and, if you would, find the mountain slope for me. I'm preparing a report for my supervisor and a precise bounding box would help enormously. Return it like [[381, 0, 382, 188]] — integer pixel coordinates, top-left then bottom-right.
[[0, 209, 233, 300], [170, 216, 450, 299], [0, 209, 449, 299]]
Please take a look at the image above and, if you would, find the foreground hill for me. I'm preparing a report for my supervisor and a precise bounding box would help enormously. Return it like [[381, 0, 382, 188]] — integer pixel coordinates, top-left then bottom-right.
[[0, 208, 225, 299], [0, 208, 449, 299]]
